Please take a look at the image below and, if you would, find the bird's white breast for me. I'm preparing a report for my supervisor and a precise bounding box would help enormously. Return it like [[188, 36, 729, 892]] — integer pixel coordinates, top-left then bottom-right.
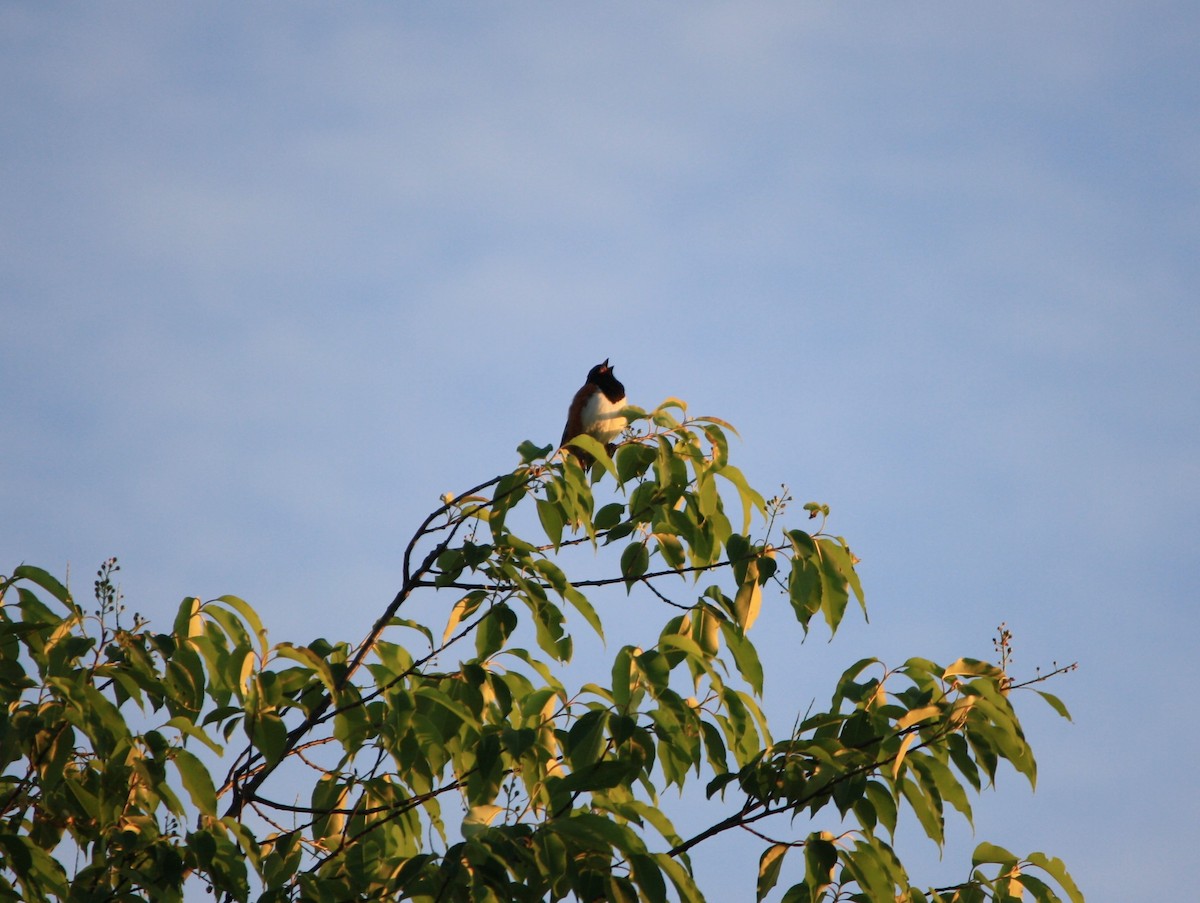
[[582, 391, 627, 445]]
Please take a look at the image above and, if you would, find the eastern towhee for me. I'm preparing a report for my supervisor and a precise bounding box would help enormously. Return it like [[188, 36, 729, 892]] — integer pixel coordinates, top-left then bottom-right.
[[561, 359, 627, 467]]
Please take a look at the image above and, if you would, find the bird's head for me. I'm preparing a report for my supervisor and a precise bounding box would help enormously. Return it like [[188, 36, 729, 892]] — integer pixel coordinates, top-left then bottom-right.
[[587, 359, 613, 383]]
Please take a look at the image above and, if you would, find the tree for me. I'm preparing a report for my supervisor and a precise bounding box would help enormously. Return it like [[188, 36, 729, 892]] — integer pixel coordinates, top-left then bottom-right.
[[0, 400, 1080, 902]]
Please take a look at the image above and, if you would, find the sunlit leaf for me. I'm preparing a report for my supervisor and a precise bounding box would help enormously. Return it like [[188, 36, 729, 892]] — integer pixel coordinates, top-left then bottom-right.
[[1025, 852, 1084, 903], [274, 643, 337, 695], [733, 560, 762, 632], [442, 590, 489, 646], [212, 595, 267, 656], [174, 596, 204, 639], [0, 408, 1080, 903], [462, 804, 505, 838], [757, 843, 789, 901]]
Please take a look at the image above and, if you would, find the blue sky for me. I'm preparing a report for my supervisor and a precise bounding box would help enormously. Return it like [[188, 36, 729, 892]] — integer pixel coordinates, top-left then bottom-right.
[[3, 3, 1197, 900]]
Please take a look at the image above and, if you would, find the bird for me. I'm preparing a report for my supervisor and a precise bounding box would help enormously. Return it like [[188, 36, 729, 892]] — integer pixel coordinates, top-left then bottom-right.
[[560, 359, 627, 467]]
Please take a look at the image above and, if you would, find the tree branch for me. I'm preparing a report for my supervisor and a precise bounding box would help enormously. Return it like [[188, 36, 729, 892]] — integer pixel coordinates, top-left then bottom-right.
[[667, 726, 954, 859], [223, 473, 521, 818]]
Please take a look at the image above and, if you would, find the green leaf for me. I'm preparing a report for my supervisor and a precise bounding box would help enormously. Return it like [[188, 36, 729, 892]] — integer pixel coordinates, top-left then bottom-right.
[[787, 552, 822, 631], [526, 594, 571, 662], [658, 634, 720, 687], [942, 657, 1004, 680], [566, 709, 609, 768], [695, 472, 720, 518], [633, 649, 671, 698], [249, 710, 288, 764], [719, 620, 764, 696], [163, 715, 225, 756], [534, 559, 604, 641], [416, 684, 477, 730], [563, 585, 605, 642], [442, 590, 489, 645], [727, 533, 750, 572], [654, 532, 686, 570], [616, 443, 656, 484], [780, 885, 812, 903], [212, 594, 268, 656], [733, 560, 763, 632], [816, 539, 865, 622], [12, 565, 72, 606], [0, 834, 69, 897], [628, 481, 660, 525], [462, 804, 505, 839], [972, 841, 1018, 866], [714, 464, 766, 533], [1026, 852, 1084, 903], [547, 811, 646, 856], [757, 843, 789, 901], [900, 774, 944, 846], [651, 398, 686, 428], [624, 801, 685, 849], [804, 836, 837, 898], [476, 604, 517, 659], [891, 732, 919, 780], [629, 852, 669, 903], [173, 596, 204, 639], [1034, 690, 1073, 722], [865, 780, 898, 837], [490, 471, 530, 537], [606, 874, 639, 903], [654, 851, 705, 903], [595, 502, 626, 531], [620, 543, 649, 590], [947, 731, 982, 791], [172, 748, 218, 816], [912, 753, 974, 827], [205, 602, 253, 653], [518, 440, 554, 463], [1014, 873, 1060, 903], [815, 538, 852, 632], [692, 606, 721, 657], [274, 643, 338, 696], [612, 646, 634, 708], [536, 499, 565, 549], [568, 434, 619, 480], [701, 423, 731, 468]]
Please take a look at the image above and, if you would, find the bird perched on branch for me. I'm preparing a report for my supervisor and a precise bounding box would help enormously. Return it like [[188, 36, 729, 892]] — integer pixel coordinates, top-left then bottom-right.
[[560, 359, 627, 467]]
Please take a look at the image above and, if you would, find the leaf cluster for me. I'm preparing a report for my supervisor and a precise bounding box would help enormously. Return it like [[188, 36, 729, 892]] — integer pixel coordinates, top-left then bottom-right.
[[0, 402, 1080, 902]]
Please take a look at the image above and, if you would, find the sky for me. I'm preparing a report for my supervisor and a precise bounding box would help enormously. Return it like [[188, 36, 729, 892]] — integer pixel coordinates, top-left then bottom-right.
[[2, 3, 1198, 900]]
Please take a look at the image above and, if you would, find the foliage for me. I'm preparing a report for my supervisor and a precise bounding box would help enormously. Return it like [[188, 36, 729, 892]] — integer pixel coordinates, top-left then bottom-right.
[[0, 400, 1080, 902]]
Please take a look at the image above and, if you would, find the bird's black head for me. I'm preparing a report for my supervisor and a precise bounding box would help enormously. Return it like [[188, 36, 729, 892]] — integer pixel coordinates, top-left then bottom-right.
[[587, 359, 613, 384], [586, 359, 625, 401]]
